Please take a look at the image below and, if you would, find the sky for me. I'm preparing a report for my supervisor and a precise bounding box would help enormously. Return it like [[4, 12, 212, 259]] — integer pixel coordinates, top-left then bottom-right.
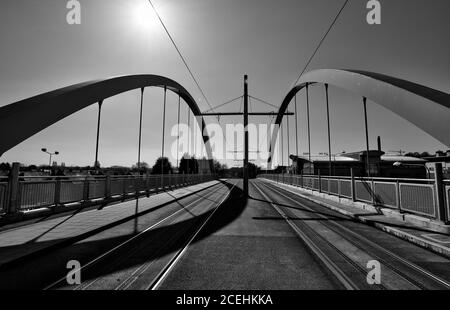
[[0, 0, 449, 169]]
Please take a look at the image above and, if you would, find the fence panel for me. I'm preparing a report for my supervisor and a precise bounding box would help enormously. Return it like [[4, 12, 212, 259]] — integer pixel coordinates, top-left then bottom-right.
[[60, 180, 84, 204], [19, 181, 55, 210], [373, 181, 397, 208], [355, 180, 373, 203], [446, 185, 450, 222], [321, 178, 328, 192], [110, 178, 125, 196], [312, 177, 319, 190], [0, 181, 7, 213], [329, 179, 339, 195], [88, 179, 106, 199], [399, 183, 435, 217], [135, 177, 147, 192], [123, 178, 135, 194], [339, 180, 352, 198]]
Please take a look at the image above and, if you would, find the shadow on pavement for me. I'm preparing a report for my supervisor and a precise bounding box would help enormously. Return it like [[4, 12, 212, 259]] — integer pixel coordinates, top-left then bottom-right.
[[0, 180, 247, 290]]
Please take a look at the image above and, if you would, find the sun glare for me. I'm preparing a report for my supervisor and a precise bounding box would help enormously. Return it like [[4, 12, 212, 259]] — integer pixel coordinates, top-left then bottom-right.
[[127, 0, 157, 33]]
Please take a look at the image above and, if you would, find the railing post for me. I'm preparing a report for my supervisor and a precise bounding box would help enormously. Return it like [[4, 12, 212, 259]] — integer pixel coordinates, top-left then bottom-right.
[[105, 175, 111, 201], [145, 171, 150, 196], [122, 177, 127, 200], [396, 180, 402, 212], [434, 163, 447, 223], [351, 167, 356, 202], [338, 178, 341, 198], [134, 175, 139, 198], [7, 162, 20, 214], [83, 176, 90, 203], [371, 179, 376, 205], [54, 179, 61, 209], [318, 169, 322, 193]]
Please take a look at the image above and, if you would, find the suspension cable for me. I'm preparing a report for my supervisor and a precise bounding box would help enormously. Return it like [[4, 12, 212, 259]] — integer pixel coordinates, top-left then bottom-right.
[[287, 110, 290, 170], [295, 93, 299, 167], [203, 95, 243, 113], [147, 0, 217, 120], [289, 0, 350, 88], [176, 92, 181, 168], [248, 95, 279, 109]]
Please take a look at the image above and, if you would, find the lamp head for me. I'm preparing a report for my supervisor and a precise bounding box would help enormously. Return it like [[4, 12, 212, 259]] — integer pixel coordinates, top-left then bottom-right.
[[41, 148, 47, 153]]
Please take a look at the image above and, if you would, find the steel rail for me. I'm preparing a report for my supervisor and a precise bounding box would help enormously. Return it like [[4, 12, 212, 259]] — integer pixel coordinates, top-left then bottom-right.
[[76, 183, 230, 291], [148, 180, 237, 290], [261, 179, 450, 289], [252, 181, 361, 290], [43, 181, 228, 290]]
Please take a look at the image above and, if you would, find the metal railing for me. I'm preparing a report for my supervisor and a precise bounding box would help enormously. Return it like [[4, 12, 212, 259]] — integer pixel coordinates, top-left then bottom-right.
[[1, 173, 216, 214], [0, 177, 8, 214], [259, 174, 449, 222], [446, 183, 450, 222]]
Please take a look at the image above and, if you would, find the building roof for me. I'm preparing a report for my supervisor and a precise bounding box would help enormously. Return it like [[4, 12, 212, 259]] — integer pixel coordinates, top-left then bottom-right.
[[381, 155, 426, 163], [290, 153, 427, 164], [290, 154, 358, 163]]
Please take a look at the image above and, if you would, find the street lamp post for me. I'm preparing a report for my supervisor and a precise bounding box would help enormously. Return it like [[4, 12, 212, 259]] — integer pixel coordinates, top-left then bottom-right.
[[41, 148, 59, 167]]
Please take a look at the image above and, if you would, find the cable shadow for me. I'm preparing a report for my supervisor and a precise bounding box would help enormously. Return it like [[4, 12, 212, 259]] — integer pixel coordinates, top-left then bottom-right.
[[251, 216, 349, 222], [0, 180, 247, 290], [248, 196, 347, 221], [25, 208, 85, 244]]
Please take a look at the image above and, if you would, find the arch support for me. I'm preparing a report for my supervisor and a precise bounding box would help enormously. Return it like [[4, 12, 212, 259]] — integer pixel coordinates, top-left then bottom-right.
[[0, 75, 214, 168], [268, 69, 450, 169]]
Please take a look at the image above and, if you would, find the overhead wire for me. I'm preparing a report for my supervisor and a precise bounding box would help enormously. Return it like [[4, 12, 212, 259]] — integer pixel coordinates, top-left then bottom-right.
[[289, 0, 350, 88]]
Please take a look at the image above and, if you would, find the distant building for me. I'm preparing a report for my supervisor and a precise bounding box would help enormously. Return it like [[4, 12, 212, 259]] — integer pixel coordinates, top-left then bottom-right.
[[290, 150, 428, 178], [423, 150, 450, 179]]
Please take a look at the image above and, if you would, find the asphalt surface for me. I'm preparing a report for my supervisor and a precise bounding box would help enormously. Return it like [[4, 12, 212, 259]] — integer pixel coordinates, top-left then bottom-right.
[[1, 178, 449, 290], [252, 179, 450, 289], [157, 180, 343, 290], [158, 179, 450, 290], [0, 180, 232, 289]]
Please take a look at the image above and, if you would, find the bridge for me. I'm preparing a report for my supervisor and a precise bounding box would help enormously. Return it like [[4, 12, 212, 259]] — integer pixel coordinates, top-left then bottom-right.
[[0, 66, 449, 291], [1, 0, 450, 293]]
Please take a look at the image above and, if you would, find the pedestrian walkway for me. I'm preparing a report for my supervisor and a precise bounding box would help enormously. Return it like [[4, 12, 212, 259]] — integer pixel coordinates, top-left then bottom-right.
[[0, 180, 220, 267], [263, 178, 450, 259]]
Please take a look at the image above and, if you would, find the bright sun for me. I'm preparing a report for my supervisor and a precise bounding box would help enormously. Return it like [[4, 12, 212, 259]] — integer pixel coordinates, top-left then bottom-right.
[[127, 0, 157, 33]]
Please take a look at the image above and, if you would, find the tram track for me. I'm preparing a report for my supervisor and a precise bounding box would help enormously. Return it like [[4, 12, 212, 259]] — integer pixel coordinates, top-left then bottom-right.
[[254, 179, 450, 290], [44, 180, 237, 290]]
